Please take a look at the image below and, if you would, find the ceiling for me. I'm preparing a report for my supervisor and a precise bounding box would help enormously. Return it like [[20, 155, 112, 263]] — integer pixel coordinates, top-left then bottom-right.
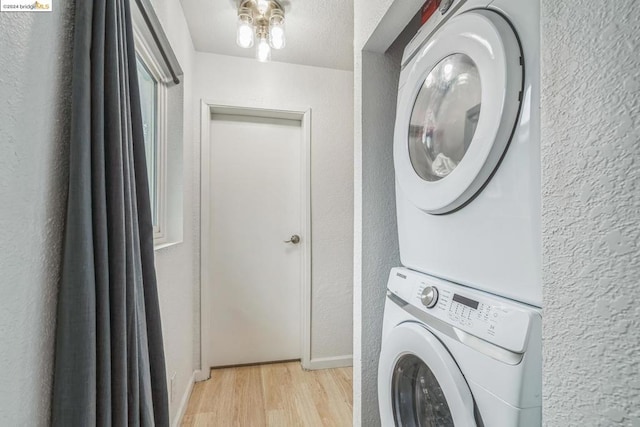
[[180, 0, 354, 71]]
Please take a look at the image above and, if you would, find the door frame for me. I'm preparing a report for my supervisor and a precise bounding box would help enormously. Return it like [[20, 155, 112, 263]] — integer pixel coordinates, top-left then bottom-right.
[[198, 99, 312, 379]]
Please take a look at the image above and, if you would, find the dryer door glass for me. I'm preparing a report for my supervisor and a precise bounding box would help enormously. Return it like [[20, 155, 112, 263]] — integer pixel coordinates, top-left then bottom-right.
[[392, 354, 454, 427], [408, 53, 481, 182], [394, 10, 523, 213]]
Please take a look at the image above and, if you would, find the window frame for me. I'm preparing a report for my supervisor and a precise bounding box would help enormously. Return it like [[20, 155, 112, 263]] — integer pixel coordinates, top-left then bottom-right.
[[133, 20, 169, 245]]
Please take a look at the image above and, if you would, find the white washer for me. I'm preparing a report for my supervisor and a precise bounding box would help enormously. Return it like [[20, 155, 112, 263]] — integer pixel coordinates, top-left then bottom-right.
[[394, 0, 541, 306], [378, 267, 541, 426]]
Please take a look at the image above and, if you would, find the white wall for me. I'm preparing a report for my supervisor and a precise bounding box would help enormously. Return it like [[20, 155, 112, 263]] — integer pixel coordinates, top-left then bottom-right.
[[353, 1, 423, 425], [0, 6, 74, 425], [541, 0, 640, 424], [356, 51, 401, 427], [146, 0, 199, 423], [194, 53, 354, 365]]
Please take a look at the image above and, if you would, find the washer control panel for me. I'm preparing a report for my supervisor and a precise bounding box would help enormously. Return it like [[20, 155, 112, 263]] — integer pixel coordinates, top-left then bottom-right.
[[388, 267, 536, 353]]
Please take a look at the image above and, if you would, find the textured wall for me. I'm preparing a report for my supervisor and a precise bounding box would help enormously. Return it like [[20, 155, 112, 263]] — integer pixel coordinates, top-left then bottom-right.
[[358, 49, 402, 427], [353, 0, 422, 423], [194, 53, 355, 363], [541, 1, 640, 425], [0, 5, 74, 426]]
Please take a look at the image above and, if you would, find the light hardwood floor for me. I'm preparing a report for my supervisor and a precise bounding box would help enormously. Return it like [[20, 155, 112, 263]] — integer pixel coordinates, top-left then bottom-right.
[[181, 361, 353, 427]]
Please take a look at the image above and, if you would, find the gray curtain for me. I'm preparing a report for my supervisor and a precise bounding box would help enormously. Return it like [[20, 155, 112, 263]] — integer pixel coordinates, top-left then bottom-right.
[[51, 0, 169, 425]]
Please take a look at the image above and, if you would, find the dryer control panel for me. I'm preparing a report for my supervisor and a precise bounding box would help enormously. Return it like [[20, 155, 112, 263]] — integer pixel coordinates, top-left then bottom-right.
[[387, 267, 537, 353]]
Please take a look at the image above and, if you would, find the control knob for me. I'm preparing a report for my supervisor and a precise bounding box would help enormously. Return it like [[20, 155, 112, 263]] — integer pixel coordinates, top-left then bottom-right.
[[421, 286, 439, 308]]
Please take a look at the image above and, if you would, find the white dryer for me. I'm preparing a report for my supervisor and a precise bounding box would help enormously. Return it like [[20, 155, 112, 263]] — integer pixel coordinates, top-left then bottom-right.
[[378, 267, 541, 426], [394, 0, 541, 306]]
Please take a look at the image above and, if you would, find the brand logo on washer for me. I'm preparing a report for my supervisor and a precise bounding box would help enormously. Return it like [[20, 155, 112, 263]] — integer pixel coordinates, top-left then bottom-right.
[[396, 273, 407, 279]]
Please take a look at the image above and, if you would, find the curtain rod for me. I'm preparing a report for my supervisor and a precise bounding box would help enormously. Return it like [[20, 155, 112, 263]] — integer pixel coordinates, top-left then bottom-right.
[[134, 0, 184, 85]]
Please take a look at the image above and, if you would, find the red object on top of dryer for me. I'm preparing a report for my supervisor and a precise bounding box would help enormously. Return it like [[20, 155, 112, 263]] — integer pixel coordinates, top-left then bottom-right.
[[421, 0, 440, 24]]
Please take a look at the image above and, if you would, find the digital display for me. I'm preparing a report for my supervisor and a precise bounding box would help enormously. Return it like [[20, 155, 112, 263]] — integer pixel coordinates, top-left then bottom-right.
[[453, 293, 479, 310]]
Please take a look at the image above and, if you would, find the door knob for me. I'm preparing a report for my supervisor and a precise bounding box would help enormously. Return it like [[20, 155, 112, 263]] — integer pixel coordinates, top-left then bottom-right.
[[284, 234, 300, 244]]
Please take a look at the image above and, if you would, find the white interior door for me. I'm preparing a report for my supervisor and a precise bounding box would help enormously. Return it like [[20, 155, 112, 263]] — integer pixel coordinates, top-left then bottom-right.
[[209, 113, 302, 367]]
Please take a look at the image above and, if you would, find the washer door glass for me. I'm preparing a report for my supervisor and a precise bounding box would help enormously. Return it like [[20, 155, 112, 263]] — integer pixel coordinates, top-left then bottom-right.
[[408, 54, 481, 182], [392, 354, 454, 427]]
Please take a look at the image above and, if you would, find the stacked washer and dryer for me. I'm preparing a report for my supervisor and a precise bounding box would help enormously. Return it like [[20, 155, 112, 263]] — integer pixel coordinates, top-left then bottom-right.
[[378, 0, 542, 425]]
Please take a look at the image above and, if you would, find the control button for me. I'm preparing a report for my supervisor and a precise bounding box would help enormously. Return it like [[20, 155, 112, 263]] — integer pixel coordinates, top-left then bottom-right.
[[421, 286, 439, 308]]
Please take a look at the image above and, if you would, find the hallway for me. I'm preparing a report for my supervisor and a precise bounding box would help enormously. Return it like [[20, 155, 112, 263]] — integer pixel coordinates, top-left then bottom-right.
[[182, 362, 353, 426]]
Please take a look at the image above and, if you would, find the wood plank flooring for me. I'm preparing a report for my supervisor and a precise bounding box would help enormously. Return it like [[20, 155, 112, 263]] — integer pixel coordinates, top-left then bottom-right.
[[182, 361, 353, 427]]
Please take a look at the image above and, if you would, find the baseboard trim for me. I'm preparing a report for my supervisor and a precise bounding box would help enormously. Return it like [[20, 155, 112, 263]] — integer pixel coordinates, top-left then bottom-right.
[[194, 368, 209, 382], [305, 355, 353, 370], [172, 370, 197, 427]]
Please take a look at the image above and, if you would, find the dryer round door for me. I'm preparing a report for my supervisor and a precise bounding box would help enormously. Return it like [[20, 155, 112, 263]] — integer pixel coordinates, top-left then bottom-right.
[[394, 9, 523, 214], [378, 322, 477, 426]]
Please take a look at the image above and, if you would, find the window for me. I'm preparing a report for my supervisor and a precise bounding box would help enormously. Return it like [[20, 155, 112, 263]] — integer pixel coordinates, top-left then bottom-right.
[[135, 45, 167, 243], [135, 55, 164, 239], [132, 0, 184, 248]]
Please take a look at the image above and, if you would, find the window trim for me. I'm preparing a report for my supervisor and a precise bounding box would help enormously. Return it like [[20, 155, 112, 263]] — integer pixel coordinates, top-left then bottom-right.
[[133, 21, 169, 245]]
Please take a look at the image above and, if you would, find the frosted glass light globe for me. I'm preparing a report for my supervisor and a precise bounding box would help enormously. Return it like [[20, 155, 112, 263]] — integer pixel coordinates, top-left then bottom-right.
[[257, 36, 271, 62], [237, 22, 254, 48], [270, 25, 285, 49], [257, 0, 269, 14]]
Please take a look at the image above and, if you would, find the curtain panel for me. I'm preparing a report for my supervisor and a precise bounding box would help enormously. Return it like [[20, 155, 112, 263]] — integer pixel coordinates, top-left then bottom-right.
[[51, 0, 169, 425]]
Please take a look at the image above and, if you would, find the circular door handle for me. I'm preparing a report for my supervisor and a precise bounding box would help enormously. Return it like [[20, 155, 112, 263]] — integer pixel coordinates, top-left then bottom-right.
[[284, 234, 300, 244]]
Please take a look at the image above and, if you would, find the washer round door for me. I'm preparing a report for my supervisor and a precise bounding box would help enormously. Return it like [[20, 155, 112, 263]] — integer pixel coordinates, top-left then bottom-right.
[[394, 9, 523, 214], [378, 322, 477, 426]]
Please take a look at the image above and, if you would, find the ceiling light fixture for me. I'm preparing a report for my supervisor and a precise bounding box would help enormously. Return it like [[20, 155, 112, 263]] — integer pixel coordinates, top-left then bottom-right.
[[236, 0, 286, 62]]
